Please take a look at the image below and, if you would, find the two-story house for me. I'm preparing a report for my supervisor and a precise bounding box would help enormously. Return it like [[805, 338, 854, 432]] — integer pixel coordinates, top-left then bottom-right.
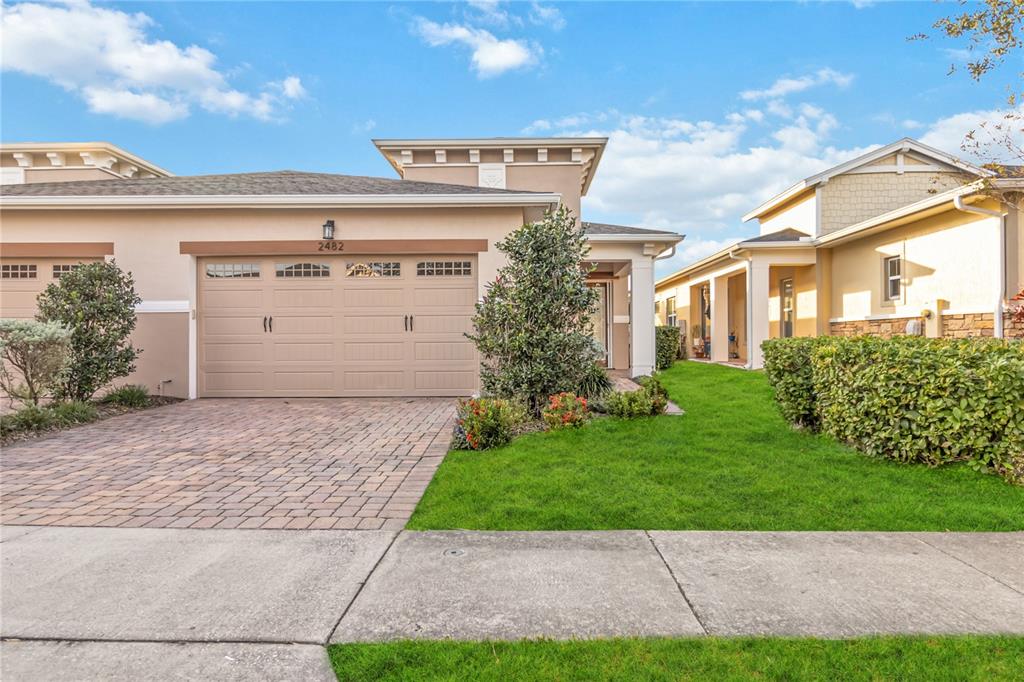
[[0, 138, 681, 399], [655, 137, 1023, 368]]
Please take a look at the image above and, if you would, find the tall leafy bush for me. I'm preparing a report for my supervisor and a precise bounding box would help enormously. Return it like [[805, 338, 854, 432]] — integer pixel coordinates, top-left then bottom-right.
[[0, 319, 71, 406], [469, 207, 600, 414], [655, 326, 681, 370], [36, 261, 142, 401], [761, 337, 826, 429]]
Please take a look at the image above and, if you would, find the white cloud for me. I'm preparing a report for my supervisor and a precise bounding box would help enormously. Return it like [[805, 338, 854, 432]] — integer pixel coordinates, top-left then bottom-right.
[[0, 1, 306, 124], [412, 17, 539, 78], [919, 105, 1024, 163], [466, 0, 519, 28], [279, 76, 307, 100], [529, 2, 567, 31], [529, 108, 873, 269], [740, 68, 854, 101], [81, 87, 187, 125]]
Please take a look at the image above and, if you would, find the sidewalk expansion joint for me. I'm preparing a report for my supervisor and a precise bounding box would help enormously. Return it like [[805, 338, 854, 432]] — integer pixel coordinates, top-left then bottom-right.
[[324, 528, 402, 644], [644, 531, 709, 636], [914, 536, 1024, 597]]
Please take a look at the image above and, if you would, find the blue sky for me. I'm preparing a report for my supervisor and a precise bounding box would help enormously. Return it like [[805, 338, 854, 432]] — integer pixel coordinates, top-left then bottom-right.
[[2, 1, 1020, 274]]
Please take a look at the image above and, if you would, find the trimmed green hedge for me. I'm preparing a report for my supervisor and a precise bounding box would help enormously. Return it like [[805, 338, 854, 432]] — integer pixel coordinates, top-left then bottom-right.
[[762, 336, 1024, 485], [656, 326, 681, 370], [761, 337, 826, 429]]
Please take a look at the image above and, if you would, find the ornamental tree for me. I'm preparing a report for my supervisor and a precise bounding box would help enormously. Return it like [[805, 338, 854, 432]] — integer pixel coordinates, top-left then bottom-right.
[[36, 260, 142, 401], [0, 319, 71, 406], [468, 207, 601, 414]]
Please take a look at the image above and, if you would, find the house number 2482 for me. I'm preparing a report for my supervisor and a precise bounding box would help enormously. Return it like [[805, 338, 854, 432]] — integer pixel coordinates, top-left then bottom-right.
[[317, 241, 345, 251]]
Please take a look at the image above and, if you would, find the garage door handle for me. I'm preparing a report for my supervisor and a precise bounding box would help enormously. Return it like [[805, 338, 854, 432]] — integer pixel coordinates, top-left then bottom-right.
[[409, 315, 414, 332], [404, 315, 408, 332], [268, 316, 273, 333], [263, 316, 267, 333]]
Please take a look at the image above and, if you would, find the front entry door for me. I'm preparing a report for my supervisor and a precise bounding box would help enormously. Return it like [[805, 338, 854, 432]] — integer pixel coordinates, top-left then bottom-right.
[[780, 278, 794, 338]]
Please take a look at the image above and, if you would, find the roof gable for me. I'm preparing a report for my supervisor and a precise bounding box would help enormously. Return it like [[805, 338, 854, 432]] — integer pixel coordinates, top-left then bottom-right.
[[743, 137, 991, 222]]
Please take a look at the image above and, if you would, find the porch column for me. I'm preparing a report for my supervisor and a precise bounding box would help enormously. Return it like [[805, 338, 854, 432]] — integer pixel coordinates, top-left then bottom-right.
[[747, 259, 771, 369], [710, 273, 730, 362], [630, 257, 656, 377]]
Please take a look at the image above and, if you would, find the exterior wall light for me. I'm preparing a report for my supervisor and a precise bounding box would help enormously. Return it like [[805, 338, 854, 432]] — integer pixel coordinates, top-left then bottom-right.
[[322, 219, 335, 240]]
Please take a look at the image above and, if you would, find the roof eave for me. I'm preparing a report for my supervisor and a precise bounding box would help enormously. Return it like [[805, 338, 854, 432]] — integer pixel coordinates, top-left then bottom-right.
[[372, 137, 609, 149], [742, 181, 810, 222], [0, 192, 563, 210], [586, 232, 683, 244], [0, 141, 173, 177]]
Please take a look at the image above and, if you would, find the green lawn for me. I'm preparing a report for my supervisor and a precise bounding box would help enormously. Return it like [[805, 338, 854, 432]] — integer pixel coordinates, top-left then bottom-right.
[[329, 636, 1024, 681], [408, 362, 1024, 531]]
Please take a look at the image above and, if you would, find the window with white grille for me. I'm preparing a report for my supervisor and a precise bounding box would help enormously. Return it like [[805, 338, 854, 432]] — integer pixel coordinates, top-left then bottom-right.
[[276, 262, 331, 278], [1, 264, 37, 279], [206, 263, 260, 279], [346, 261, 401, 278], [52, 264, 82, 279], [416, 261, 472, 276], [884, 256, 901, 301]]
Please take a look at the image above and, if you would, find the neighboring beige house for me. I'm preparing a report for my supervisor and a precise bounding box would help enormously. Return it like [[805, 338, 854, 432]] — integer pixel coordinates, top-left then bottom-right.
[[655, 138, 1023, 369], [0, 138, 681, 399]]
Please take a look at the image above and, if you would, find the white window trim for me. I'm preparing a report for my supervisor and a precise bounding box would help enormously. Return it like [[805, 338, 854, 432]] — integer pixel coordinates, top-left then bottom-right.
[[883, 255, 902, 303]]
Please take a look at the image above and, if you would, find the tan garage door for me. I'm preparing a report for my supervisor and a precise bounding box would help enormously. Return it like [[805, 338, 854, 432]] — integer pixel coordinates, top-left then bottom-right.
[[0, 258, 101, 319], [198, 255, 479, 397]]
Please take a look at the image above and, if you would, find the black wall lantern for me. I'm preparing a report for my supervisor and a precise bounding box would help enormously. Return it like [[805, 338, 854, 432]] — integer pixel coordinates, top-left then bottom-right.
[[322, 219, 336, 240]]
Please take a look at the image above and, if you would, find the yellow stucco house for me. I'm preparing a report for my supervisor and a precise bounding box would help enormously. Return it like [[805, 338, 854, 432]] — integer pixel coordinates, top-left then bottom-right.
[[0, 138, 681, 399], [655, 137, 1024, 369]]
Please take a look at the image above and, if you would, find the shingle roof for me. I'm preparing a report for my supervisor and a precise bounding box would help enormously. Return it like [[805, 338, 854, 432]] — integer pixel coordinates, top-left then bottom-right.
[[741, 228, 810, 243], [582, 221, 679, 237], [0, 170, 537, 197]]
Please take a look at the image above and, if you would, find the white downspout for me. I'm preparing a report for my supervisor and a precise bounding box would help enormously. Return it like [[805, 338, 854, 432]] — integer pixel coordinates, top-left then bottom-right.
[[953, 196, 1006, 338]]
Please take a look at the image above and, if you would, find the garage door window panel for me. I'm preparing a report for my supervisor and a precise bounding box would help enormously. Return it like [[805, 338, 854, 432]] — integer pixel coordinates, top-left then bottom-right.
[[417, 261, 472, 276], [1, 264, 37, 279], [276, 262, 330, 278], [346, 261, 401, 278], [206, 263, 260, 279]]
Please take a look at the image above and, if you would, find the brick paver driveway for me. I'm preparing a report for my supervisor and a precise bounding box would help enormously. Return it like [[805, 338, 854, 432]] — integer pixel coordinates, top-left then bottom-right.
[[0, 398, 454, 531]]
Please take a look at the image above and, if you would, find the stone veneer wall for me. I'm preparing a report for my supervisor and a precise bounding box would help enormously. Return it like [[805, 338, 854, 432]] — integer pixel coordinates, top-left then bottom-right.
[[1005, 310, 1024, 340], [830, 316, 925, 338], [830, 313, 1002, 339]]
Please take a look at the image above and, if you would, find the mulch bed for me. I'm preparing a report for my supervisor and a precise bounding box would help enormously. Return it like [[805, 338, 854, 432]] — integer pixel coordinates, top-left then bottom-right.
[[1, 396, 182, 448]]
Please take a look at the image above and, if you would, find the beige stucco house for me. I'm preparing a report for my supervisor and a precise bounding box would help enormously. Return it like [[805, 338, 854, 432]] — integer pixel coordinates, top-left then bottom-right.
[[655, 137, 1023, 369], [0, 138, 681, 399]]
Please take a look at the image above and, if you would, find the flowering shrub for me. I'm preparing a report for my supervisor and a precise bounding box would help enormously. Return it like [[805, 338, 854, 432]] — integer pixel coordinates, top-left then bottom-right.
[[542, 392, 589, 430], [455, 397, 526, 450]]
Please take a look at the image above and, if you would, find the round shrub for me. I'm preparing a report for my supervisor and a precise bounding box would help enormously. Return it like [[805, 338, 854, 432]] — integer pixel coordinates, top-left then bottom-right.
[[542, 392, 589, 429], [0, 318, 71, 406], [455, 397, 527, 450]]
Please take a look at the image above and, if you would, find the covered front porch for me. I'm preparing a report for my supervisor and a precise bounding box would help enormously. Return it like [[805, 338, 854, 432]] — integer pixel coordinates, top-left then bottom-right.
[[585, 226, 683, 377], [677, 245, 820, 369]]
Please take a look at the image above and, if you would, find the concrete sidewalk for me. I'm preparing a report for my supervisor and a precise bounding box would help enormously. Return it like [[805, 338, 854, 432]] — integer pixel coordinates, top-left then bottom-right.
[[1, 527, 1022, 680]]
